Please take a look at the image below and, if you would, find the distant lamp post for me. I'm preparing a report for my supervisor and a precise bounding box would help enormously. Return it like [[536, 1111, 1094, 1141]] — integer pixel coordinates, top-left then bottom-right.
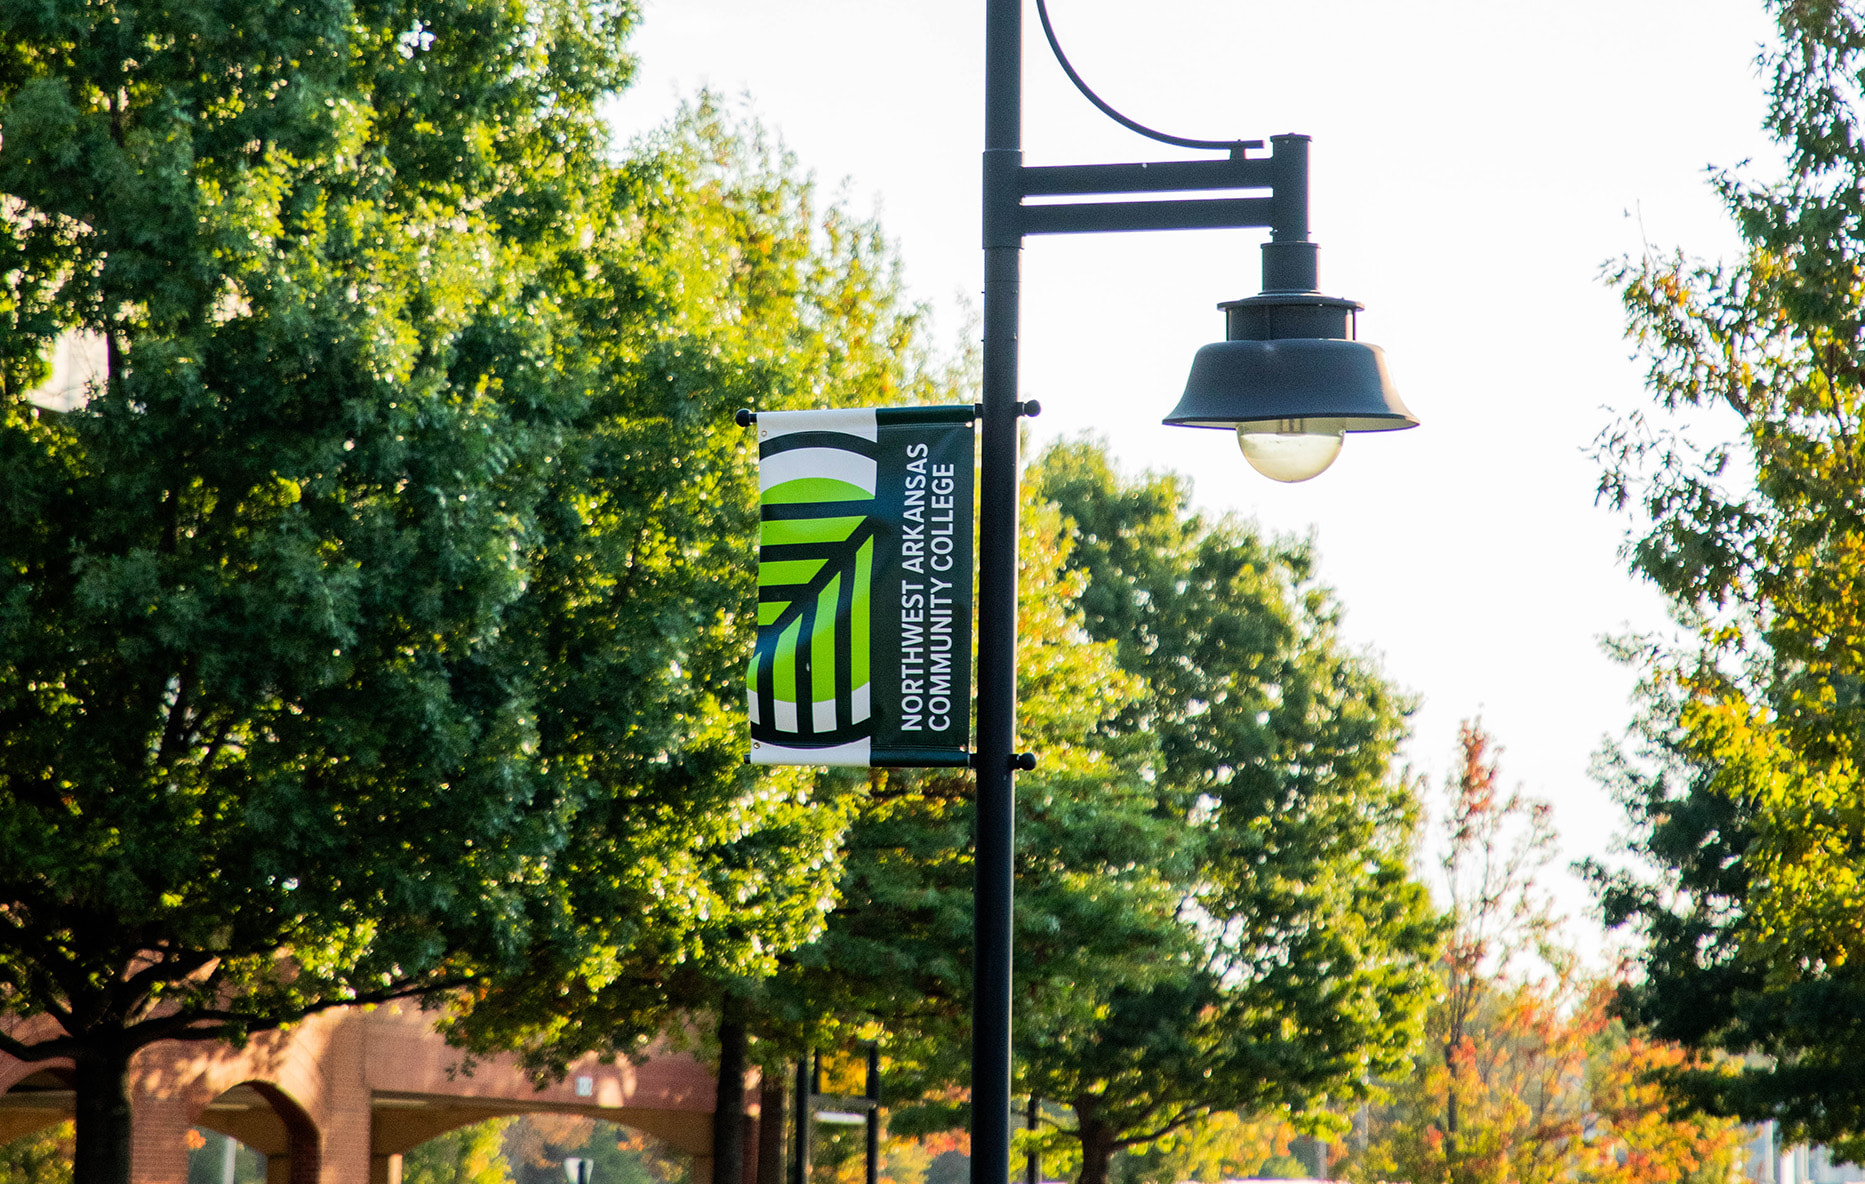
[[565, 1158, 593, 1184], [968, 3, 1418, 1184]]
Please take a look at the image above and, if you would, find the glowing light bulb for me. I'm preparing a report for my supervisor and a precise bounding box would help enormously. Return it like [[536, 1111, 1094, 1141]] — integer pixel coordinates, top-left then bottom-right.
[[1235, 421, 1344, 483]]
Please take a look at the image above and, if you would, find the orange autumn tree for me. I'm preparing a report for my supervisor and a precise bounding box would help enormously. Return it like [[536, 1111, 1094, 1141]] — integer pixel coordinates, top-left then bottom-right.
[[1344, 723, 1581, 1184], [1354, 985, 1589, 1184], [1340, 724, 1739, 1184], [1581, 1014, 1746, 1184]]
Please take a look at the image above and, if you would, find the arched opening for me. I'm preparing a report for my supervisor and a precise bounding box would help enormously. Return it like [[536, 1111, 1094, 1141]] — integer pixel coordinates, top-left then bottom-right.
[[399, 1114, 692, 1184], [190, 1081, 320, 1184], [188, 1127, 266, 1184], [0, 1068, 74, 1183]]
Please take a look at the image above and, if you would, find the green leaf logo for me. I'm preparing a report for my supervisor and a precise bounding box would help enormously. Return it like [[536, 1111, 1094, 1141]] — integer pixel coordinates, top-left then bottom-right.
[[749, 425, 878, 755]]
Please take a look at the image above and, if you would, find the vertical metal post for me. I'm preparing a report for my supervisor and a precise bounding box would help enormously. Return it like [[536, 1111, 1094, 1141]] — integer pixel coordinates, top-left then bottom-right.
[[791, 1056, 811, 1184], [1259, 135, 1317, 293], [865, 1045, 882, 1184], [975, 2, 1022, 1184], [1267, 133, 1310, 243], [1025, 1096, 1040, 1184]]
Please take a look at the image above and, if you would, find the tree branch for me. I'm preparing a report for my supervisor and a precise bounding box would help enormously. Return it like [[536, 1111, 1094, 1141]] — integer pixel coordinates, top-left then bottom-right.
[[122, 974, 480, 1049], [1111, 1103, 1201, 1150], [154, 653, 198, 769], [0, 1026, 74, 1063]]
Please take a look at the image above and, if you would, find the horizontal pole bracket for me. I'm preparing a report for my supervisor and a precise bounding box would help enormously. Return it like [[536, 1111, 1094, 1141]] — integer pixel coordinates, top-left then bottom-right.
[[1019, 196, 1276, 237], [1019, 155, 1275, 197], [985, 137, 1307, 246]]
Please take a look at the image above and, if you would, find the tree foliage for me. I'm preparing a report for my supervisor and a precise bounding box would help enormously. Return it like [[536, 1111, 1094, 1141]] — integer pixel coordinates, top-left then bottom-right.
[[400, 1118, 517, 1184], [1594, 0, 1865, 1155], [1345, 725, 1741, 1184], [0, 0, 936, 1174], [1, 0, 630, 1109], [0, 1122, 72, 1184], [758, 442, 1435, 1184], [1020, 440, 1438, 1184], [436, 98, 961, 1072], [1107, 1110, 1303, 1184], [725, 468, 1165, 1072], [1348, 983, 1742, 1184], [396, 1114, 693, 1184], [1435, 723, 1565, 1157]]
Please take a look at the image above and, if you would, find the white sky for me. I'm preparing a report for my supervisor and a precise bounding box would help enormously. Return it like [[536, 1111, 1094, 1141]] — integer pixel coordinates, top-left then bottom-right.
[[605, 0, 1784, 936]]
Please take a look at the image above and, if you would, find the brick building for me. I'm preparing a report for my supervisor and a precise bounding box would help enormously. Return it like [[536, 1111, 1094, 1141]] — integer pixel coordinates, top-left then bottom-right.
[[0, 1003, 743, 1184]]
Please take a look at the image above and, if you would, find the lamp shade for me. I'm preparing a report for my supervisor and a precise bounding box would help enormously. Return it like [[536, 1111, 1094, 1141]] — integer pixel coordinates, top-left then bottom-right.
[[1164, 338, 1416, 433]]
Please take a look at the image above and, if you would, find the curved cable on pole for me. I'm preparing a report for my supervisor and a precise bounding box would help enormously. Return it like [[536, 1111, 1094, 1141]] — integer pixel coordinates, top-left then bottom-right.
[[1033, 0, 1259, 153]]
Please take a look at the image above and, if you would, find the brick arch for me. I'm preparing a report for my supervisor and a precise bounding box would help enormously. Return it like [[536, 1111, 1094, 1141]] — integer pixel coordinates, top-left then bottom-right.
[[192, 1078, 321, 1184], [376, 1099, 706, 1162], [0, 1065, 75, 1147], [0, 1003, 739, 1184], [0, 1055, 72, 1094]]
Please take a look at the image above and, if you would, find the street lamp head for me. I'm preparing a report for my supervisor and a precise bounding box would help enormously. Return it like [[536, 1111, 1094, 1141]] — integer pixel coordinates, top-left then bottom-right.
[[1167, 336, 1414, 481], [1164, 267, 1418, 482]]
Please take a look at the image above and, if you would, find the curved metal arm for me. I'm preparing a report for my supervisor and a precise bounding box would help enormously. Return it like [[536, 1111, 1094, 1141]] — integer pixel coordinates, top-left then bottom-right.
[[1033, 0, 1260, 153]]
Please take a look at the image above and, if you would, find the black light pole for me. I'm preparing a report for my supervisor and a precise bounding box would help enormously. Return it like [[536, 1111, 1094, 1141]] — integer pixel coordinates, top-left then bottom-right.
[[967, 5, 1417, 1184], [791, 1055, 812, 1184], [971, 1, 1024, 1182]]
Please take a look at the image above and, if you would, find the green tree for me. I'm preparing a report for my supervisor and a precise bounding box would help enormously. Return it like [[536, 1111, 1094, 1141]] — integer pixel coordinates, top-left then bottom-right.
[[758, 443, 1437, 1184], [401, 1119, 516, 1184], [669, 452, 1173, 1184], [1020, 441, 1438, 1184], [0, 9, 855, 1184], [436, 100, 969, 1084], [0, 1123, 73, 1184], [1101, 1109, 1296, 1184], [418, 102, 987, 1180], [682, 464, 1164, 1099], [1594, 0, 1865, 1157], [790, 477, 1169, 1062]]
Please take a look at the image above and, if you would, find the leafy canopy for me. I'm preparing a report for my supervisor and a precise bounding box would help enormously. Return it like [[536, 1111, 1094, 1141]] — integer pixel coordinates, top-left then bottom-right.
[[1348, 726, 1740, 1184], [1595, 0, 1865, 1155], [444, 100, 974, 1070], [0, 0, 922, 1174], [756, 442, 1437, 1184], [1019, 441, 1437, 1184]]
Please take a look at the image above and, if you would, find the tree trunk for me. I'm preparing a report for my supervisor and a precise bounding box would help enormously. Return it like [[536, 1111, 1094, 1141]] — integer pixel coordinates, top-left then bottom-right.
[[713, 999, 749, 1184], [1442, 1038, 1460, 1169], [757, 1066, 787, 1184], [74, 1042, 134, 1184], [1075, 1115, 1116, 1184]]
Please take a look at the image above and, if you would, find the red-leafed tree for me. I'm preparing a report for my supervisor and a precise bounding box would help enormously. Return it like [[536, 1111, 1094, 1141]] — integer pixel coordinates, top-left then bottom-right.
[[1342, 723, 1740, 1184]]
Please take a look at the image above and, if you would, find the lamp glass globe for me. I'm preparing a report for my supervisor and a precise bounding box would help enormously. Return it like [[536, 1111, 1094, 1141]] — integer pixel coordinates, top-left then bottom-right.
[[1235, 423, 1344, 483]]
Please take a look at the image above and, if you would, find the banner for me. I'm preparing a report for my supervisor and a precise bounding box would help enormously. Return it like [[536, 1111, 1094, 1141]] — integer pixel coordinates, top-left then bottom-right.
[[748, 406, 975, 767]]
